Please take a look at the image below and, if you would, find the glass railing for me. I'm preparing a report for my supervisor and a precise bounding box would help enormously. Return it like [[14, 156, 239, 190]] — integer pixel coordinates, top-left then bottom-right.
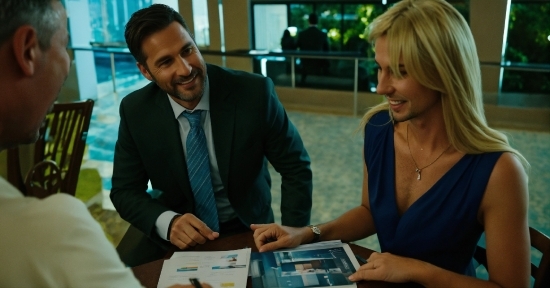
[[69, 46, 550, 111]]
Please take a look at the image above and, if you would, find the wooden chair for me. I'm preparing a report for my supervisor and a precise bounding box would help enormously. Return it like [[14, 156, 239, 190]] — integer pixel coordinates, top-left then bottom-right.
[[7, 99, 94, 197], [24, 160, 63, 199], [474, 227, 550, 288]]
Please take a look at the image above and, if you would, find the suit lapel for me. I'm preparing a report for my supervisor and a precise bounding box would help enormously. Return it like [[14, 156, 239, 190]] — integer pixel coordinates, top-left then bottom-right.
[[153, 88, 194, 200], [207, 65, 235, 190]]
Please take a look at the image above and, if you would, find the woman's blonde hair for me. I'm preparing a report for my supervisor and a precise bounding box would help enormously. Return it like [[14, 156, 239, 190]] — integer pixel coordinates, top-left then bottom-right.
[[361, 0, 528, 169]]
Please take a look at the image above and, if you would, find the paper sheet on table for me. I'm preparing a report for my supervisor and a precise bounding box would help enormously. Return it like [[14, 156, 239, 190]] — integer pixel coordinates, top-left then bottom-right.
[[157, 248, 251, 288]]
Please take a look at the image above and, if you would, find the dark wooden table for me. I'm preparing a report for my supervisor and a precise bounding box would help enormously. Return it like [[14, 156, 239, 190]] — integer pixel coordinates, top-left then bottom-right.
[[132, 231, 408, 288]]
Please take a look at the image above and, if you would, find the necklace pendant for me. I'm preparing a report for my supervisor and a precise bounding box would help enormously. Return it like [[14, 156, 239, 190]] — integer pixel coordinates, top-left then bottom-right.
[[415, 168, 421, 180]]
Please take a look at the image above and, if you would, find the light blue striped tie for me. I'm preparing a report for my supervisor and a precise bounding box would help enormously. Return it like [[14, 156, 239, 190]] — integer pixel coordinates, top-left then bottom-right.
[[182, 110, 219, 232]]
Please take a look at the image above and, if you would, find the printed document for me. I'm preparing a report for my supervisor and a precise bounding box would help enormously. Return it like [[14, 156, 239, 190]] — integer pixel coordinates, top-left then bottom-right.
[[157, 248, 251, 288], [250, 241, 360, 288]]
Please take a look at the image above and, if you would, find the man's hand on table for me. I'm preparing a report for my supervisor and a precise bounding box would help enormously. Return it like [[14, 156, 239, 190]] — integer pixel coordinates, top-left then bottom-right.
[[251, 223, 309, 252], [169, 213, 219, 249]]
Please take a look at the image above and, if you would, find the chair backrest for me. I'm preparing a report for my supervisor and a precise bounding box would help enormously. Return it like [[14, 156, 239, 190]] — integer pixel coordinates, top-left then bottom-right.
[[7, 99, 94, 196], [25, 160, 63, 199], [474, 227, 550, 288], [530, 227, 550, 288]]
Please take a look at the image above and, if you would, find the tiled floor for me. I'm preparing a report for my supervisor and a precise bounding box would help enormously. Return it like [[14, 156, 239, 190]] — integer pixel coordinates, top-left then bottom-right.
[[85, 86, 550, 273]]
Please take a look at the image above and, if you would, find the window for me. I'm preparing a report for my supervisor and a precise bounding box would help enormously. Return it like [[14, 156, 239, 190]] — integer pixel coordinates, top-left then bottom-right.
[[254, 4, 288, 50], [252, 1, 387, 92], [89, 0, 152, 46], [502, 2, 550, 95], [193, 0, 210, 47]]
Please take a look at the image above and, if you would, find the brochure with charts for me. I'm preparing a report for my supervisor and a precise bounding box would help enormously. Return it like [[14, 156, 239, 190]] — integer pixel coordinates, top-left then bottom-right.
[[157, 248, 251, 288], [250, 241, 360, 288]]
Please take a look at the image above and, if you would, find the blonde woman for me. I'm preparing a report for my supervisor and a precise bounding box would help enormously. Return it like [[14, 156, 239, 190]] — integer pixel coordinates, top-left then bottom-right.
[[251, 0, 530, 287]]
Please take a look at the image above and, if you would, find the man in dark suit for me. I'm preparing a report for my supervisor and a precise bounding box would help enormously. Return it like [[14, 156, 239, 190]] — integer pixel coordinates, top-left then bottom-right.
[[111, 4, 313, 267], [296, 13, 330, 84]]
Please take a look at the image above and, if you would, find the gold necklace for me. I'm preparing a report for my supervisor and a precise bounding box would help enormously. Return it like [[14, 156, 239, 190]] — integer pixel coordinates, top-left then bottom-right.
[[406, 124, 451, 180]]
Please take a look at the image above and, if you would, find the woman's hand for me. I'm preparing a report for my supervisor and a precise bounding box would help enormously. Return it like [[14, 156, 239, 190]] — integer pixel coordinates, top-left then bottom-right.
[[349, 252, 427, 283], [250, 223, 308, 252]]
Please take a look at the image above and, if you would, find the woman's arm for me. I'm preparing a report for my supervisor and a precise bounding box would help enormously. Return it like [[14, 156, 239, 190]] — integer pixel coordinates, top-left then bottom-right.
[[252, 155, 377, 251], [478, 152, 530, 287]]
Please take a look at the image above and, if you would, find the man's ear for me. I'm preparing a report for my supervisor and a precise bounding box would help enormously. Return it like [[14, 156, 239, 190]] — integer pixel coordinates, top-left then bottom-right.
[[12, 25, 40, 76], [137, 62, 153, 81]]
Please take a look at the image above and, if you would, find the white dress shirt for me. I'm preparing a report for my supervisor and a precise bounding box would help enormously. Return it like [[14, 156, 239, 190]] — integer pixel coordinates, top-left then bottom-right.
[[0, 177, 142, 287]]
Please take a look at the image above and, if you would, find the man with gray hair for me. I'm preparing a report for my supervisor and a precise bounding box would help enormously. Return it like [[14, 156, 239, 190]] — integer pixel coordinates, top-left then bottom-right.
[[0, 1, 209, 287]]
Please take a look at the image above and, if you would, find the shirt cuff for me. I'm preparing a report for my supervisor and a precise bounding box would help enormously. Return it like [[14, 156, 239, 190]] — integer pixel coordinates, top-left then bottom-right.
[[155, 211, 179, 241]]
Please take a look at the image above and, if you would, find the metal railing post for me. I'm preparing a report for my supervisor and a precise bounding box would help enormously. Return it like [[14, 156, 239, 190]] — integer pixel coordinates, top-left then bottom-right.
[[353, 58, 359, 117], [109, 52, 118, 102], [291, 56, 295, 88]]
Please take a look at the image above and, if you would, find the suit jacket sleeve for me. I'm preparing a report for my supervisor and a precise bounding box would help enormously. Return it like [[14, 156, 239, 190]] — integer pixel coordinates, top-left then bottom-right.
[[110, 86, 179, 245], [262, 78, 313, 227], [323, 32, 329, 52]]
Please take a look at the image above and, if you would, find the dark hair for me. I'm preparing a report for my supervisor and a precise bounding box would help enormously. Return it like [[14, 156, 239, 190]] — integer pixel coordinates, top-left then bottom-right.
[[282, 29, 291, 38], [125, 4, 193, 65], [0, 0, 62, 49], [308, 13, 319, 25]]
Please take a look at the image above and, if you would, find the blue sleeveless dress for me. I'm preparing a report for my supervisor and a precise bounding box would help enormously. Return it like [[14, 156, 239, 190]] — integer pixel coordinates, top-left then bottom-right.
[[364, 111, 502, 276]]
